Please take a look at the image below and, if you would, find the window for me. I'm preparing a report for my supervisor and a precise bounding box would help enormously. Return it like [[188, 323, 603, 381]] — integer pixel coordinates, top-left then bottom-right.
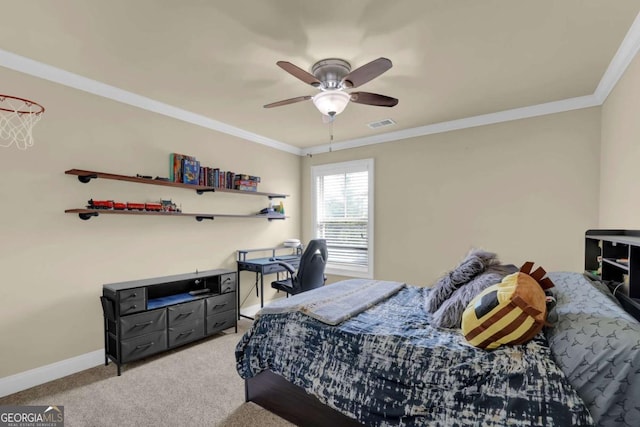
[[311, 159, 374, 278]]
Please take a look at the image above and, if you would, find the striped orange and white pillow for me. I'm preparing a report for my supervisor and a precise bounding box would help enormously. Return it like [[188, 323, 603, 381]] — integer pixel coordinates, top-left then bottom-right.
[[461, 262, 553, 350]]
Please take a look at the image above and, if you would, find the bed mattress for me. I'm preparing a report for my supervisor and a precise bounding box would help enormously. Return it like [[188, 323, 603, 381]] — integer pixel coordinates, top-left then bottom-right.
[[236, 281, 594, 426]]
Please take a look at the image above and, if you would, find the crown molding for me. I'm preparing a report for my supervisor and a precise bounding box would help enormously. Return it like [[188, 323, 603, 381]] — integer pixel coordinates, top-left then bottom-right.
[[301, 95, 600, 155], [0, 49, 303, 156], [594, 12, 640, 103], [1, 11, 639, 157]]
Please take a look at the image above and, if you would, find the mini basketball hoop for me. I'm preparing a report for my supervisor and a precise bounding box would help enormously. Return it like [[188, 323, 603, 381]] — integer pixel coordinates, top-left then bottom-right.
[[0, 94, 45, 150]]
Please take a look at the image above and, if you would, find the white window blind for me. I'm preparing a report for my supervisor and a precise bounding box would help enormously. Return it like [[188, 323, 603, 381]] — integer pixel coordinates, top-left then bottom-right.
[[311, 159, 373, 278]]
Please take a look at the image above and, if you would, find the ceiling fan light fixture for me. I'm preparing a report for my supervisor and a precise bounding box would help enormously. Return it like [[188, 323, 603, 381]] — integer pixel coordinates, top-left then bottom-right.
[[312, 90, 350, 116]]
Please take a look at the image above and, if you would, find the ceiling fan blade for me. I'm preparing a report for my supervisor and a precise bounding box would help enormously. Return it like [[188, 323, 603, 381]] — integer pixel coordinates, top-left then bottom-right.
[[263, 95, 312, 108], [342, 57, 392, 88], [277, 61, 322, 87], [350, 92, 398, 107]]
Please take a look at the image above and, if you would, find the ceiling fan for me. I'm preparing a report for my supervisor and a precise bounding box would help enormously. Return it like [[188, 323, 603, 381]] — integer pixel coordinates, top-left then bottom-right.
[[264, 57, 398, 120]]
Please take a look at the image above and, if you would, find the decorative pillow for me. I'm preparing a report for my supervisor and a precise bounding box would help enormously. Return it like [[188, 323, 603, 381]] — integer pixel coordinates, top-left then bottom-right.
[[461, 262, 554, 350], [425, 248, 499, 313], [431, 264, 518, 329]]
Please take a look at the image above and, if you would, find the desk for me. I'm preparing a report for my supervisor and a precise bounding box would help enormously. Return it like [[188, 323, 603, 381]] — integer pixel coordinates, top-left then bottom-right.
[[237, 247, 302, 320]]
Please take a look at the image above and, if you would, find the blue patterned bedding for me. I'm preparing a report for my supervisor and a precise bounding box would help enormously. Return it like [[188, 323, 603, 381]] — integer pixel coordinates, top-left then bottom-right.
[[545, 272, 640, 427], [236, 283, 594, 426]]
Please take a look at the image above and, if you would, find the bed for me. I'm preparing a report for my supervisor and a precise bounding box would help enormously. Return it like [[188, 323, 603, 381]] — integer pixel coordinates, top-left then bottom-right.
[[235, 271, 640, 426]]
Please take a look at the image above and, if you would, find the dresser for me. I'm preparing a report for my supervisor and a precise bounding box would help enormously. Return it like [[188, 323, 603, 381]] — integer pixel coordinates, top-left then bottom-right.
[[100, 269, 237, 375]]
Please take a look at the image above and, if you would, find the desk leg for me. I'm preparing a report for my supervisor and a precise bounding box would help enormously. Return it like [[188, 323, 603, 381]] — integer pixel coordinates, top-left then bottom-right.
[[237, 265, 241, 320], [255, 272, 259, 297], [237, 268, 258, 321], [260, 272, 264, 308]]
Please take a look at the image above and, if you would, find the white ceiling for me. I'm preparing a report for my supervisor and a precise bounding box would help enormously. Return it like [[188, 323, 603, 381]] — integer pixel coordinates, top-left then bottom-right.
[[1, 1, 640, 155]]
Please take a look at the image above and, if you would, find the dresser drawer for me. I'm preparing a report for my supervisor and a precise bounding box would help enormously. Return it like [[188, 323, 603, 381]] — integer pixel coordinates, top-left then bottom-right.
[[120, 309, 167, 340], [206, 311, 236, 335], [205, 293, 235, 316], [263, 263, 285, 275], [120, 330, 167, 363], [119, 288, 146, 315], [167, 300, 204, 326], [238, 262, 260, 273], [169, 320, 205, 347], [220, 273, 237, 293]]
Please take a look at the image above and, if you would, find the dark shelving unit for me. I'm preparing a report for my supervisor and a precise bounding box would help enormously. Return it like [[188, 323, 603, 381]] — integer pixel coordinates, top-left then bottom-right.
[[585, 229, 640, 322]]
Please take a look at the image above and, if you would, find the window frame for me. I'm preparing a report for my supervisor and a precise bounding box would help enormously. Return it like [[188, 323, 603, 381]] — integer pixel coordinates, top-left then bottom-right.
[[310, 158, 374, 279]]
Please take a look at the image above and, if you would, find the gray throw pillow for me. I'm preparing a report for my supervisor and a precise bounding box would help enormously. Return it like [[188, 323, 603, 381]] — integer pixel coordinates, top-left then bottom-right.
[[431, 264, 518, 329], [425, 248, 499, 314]]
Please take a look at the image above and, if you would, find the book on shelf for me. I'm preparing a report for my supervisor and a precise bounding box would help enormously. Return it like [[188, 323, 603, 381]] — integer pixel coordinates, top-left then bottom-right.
[[168, 153, 263, 190], [234, 177, 259, 191], [236, 174, 261, 183], [182, 158, 200, 185], [226, 171, 236, 189], [234, 179, 257, 187], [213, 168, 220, 188], [170, 153, 195, 183], [236, 185, 258, 192], [198, 166, 207, 185]]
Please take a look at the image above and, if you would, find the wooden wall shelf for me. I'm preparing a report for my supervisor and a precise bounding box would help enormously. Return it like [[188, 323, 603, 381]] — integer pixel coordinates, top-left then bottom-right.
[[65, 209, 287, 221], [65, 169, 289, 199], [65, 168, 289, 221]]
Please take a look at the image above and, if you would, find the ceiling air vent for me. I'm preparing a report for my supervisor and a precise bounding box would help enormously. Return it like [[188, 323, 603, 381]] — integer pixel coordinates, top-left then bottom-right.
[[367, 118, 396, 129]]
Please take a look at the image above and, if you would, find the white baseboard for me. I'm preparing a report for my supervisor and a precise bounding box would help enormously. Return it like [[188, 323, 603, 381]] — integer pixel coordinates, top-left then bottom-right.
[[0, 350, 104, 398], [239, 296, 287, 319], [1, 301, 286, 398]]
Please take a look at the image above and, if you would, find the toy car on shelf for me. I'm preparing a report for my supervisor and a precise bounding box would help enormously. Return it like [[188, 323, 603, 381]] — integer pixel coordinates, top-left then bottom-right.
[[161, 199, 181, 213], [87, 199, 180, 212], [145, 203, 163, 212], [87, 199, 114, 210], [126, 202, 145, 211]]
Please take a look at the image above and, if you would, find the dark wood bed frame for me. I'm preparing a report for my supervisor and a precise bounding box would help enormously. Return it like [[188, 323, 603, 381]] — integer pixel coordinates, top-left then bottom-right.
[[245, 370, 363, 426]]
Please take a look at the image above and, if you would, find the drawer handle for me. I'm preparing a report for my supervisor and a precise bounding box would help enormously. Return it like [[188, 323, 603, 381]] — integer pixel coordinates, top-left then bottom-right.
[[178, 329, 195, 337], [176, 310, 194, 318], [135, 342, 154, 350], [223, 277, 232, 283], [130, 305, 137, 310], [134, 320, 154, 327], [212, 321, 226, 328], [212, 303, 228, 309]]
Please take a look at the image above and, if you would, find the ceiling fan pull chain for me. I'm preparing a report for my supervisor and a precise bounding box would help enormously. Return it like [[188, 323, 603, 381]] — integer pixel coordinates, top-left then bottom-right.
[[329, 120, 334, 152]]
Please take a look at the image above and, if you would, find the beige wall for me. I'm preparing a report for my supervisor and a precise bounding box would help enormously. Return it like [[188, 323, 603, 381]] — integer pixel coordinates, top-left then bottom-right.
[[600, 52, 640, 227], [303, 108, 601, 286], [0, 67, 301, 377], [2, 53, 625, 382]]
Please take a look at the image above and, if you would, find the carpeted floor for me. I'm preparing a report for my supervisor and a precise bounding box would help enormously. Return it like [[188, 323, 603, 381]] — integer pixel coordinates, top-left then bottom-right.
[[0, 319, 294, 427]]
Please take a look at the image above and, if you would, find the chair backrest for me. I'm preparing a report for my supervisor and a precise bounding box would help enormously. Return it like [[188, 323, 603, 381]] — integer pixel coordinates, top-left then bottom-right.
[[293, 239, 328, 293]]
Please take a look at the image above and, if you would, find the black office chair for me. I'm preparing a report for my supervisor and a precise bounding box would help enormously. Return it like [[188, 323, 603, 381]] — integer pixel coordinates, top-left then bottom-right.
[[271, 239, 328, 296]]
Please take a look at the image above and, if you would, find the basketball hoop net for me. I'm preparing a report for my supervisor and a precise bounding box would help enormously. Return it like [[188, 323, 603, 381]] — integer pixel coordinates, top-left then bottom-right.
[[0, 94, 45, 150]]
